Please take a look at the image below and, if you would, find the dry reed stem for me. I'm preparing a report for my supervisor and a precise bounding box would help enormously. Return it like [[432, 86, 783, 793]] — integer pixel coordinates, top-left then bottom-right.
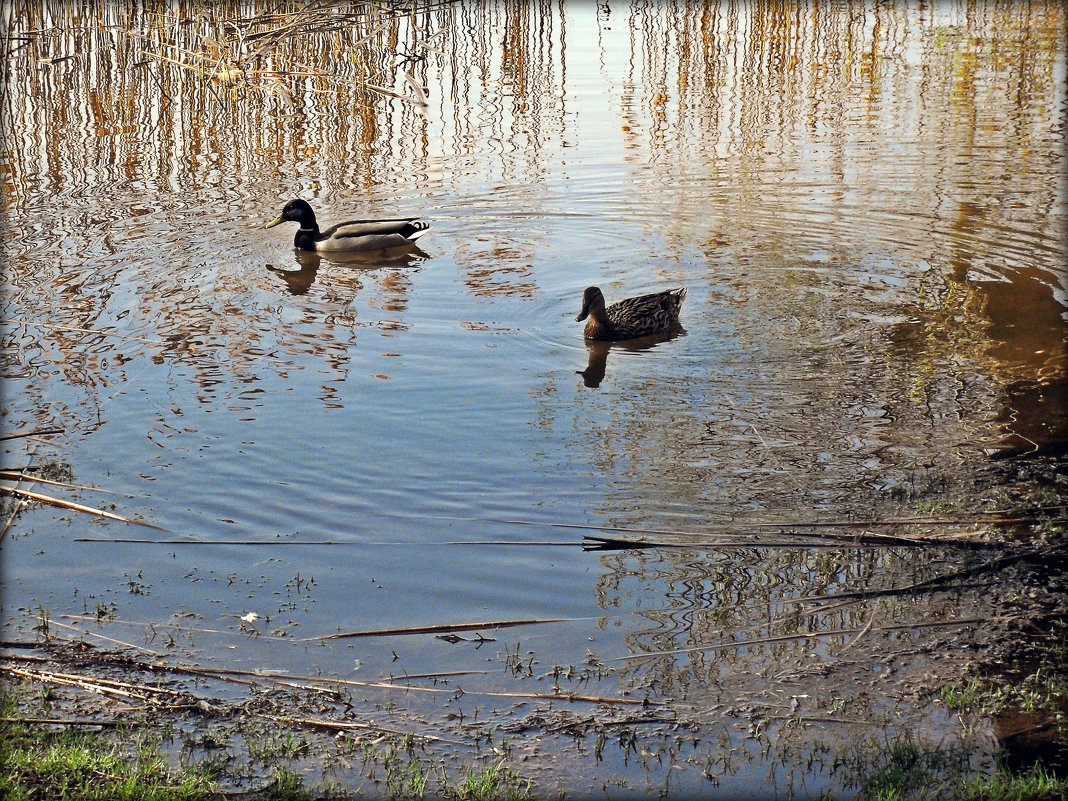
[[250, 711, 465, 744], [49, 619, 167, 657], [4, 667, 148, 700], [304, 617, 583, 641], [0, 486, 168, 531], [0, 427, 64, 441], [0, 716, 135, 727], [0, 471, 129, 495]]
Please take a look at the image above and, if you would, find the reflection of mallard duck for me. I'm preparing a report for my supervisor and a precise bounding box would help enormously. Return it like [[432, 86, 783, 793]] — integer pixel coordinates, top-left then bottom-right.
[[266, 199, 430, 252], [267, 248, 427, 295], [576, 286, 686, 340]]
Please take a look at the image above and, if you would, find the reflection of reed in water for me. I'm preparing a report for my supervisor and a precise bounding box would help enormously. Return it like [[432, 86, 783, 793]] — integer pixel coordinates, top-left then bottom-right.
[[594, 542, 974, 702], [2, 2, 444, 198], [3, 2, 1063, 443]]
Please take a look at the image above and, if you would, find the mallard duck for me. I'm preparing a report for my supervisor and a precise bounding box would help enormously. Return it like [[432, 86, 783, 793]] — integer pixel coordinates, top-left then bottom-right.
[[266, 198, 430, 252], [576, 286, 687, 340]]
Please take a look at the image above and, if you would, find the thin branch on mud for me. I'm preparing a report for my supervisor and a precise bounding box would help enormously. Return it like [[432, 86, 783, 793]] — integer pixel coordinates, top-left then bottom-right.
[[840, 613, 875, 651], [783, 545, 1054, 614], [179, 665, 650, 706], [0, 716, 142, 727], [250, 711, 466, 745], [581, 532, 938, 550], [49, 619, 167, 657], [472, 512, 1037, 535], [768, 715, 886, 726], [542, 715, 596, 734]]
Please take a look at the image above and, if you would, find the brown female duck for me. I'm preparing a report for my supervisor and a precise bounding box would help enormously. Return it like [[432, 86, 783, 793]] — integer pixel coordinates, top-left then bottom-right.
[[576, 286, 687, 341]]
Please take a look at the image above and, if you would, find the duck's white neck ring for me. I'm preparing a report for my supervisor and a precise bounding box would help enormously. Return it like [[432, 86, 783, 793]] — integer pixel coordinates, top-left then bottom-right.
[[299, 227, 315, 232]]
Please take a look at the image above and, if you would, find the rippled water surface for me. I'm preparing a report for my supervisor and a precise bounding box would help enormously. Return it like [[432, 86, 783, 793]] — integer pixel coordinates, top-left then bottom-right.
[[2, 2, 1066, 797]]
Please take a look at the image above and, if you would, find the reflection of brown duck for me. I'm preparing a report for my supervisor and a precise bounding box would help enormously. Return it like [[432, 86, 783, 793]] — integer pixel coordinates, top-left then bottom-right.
[[576, 286, 686, 340], [578, 340, 611, 388], [266, 198, 430, 253], [577, 331, 686, 389]]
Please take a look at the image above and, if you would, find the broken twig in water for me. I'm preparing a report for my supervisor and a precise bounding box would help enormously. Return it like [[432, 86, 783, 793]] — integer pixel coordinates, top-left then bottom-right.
[[303, 617, 583, 641], [0, 427, 64, 441], [249, 712, 464, 745], [0, 471, 130, 496], [0, 486, 169, 531]]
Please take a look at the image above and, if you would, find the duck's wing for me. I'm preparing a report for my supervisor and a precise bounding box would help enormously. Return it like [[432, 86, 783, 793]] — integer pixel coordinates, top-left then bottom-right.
[[323, 218, 430, 241], [609, 289, 684, 318], [606, 288, 686, 338]]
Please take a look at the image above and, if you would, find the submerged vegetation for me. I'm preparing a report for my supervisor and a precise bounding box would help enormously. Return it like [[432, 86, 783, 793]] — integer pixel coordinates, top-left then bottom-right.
[[0, 694, 215, 801], [0, 681, 538, 801]]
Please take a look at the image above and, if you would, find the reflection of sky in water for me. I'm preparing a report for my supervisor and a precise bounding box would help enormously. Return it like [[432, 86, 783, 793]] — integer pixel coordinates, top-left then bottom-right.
[[1, 3, 1065, 796]]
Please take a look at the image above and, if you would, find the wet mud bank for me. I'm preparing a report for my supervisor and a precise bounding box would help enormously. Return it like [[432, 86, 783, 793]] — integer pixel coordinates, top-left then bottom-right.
[[3, 455, 1065, 799]]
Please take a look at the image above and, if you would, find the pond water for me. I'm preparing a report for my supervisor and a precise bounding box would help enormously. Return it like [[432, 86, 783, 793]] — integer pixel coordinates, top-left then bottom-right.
[[2, 2, 1066, 797]]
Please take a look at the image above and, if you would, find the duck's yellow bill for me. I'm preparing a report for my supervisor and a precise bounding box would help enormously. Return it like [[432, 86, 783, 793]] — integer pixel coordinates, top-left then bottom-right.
[[266, 216, 284, 228]]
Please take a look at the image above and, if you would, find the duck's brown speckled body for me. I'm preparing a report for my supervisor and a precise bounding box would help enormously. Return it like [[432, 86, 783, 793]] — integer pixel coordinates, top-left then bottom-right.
[[576, 286, 686, 341]]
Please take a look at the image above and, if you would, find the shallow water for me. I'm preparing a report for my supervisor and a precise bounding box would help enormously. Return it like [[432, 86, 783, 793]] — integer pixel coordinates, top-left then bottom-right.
[[2, 2, 1066, 797]]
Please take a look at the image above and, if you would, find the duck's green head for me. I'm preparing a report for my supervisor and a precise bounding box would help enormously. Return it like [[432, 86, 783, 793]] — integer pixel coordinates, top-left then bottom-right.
[[266, 198, 316, 229]]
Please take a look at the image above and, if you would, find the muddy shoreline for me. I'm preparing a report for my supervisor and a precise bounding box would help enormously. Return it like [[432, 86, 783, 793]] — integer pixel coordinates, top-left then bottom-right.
[[3, 454, 1065, 799]]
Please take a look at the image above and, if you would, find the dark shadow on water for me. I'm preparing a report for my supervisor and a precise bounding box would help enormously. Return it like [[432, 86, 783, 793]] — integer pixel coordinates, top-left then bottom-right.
[[990, 378, 1068, 459], [267, 246, 430, 295], [577, 327, 686, 388]]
